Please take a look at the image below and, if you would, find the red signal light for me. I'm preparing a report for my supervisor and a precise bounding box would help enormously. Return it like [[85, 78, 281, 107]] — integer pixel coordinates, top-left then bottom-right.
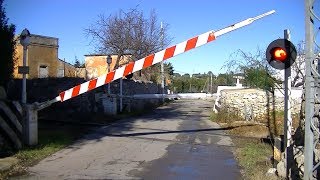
[[272, 47, 287, 62], [266, 39, 297, 70]]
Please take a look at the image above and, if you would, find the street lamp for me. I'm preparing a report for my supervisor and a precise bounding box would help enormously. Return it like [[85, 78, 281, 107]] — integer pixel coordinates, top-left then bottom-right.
[[106, 55, 112, 94], [20, 28, 31, 104]]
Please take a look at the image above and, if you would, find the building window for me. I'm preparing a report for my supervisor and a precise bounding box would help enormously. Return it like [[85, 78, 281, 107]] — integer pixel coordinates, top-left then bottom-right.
[[39, 65, 48, 78], [57, 69, 64, 77]]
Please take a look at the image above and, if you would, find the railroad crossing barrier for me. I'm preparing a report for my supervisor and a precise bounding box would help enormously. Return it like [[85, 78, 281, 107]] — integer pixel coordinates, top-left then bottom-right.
[[56, 10, 275, 103], [15, 10, 275, 146]]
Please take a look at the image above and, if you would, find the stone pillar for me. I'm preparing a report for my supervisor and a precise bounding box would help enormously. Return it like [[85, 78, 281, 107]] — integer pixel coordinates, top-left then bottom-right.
[[24, 104, 38, 146]]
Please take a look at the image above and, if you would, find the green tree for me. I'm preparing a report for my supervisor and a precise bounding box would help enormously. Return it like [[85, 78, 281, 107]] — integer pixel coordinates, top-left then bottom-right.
[[164, 62, 174, 76], [74, 60, 81, 68], [224, 48, 278, 90], [173, 73, 181, 77], [169, 72, 210, 93], [215, 73, 234, 86], [243, 67, 277, 90], [0, 0, 16, 87]]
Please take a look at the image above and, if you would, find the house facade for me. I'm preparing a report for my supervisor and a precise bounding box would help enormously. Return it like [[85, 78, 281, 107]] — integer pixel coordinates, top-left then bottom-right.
[[14, 34, 82, 79], [84, 54, 131, 80]]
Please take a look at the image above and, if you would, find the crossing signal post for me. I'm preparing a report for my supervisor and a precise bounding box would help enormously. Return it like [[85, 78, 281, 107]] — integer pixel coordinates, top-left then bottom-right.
[[266, 30, 297, 178], [266, 38, 297, 70]]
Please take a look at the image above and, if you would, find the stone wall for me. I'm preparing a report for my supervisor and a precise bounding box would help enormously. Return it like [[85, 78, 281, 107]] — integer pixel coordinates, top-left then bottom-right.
[[216, 88, 302, 120], [7, 78, 163, 117], [95, 79, 163, 113], [110, 79, 162, 95]]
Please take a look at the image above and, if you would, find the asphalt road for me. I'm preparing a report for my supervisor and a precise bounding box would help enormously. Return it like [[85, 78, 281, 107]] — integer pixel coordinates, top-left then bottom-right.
[[21, 99, 241, 179]]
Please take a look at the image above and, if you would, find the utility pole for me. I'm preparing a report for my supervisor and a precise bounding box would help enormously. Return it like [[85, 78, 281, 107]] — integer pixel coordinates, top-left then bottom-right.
[[106, 55, 112, 94], [304, 0, 315, 179], [160, 22, 165, 102], [210, 73, 213, 94], [284, 29, 293, 178]]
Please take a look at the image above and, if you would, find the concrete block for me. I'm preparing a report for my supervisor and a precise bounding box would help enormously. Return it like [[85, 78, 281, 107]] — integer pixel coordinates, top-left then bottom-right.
[[102, 96, 117, 115], [274, 137, 283, 163], [24, 104, 38, 146]]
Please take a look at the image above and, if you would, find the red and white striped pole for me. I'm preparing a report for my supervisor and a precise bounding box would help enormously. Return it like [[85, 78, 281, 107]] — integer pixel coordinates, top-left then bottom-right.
[[53, 10, 275, 103]]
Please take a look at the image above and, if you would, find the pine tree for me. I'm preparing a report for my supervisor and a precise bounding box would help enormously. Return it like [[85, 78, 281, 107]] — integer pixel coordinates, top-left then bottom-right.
[[0, 0, 16, 87]]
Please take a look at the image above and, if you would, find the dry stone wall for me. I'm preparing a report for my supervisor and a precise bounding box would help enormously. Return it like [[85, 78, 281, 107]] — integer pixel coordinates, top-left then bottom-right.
[[218, 88, 301, 120], [7, 78, 163, 116]]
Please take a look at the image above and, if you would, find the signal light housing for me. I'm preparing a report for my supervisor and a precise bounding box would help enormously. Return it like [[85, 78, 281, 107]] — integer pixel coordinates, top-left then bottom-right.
[[266, 39, 297, 70]]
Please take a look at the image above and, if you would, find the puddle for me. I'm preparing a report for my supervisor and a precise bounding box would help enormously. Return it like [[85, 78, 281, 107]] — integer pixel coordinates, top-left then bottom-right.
[[169, 165, 199, 176], [225, 158, 237, 166]]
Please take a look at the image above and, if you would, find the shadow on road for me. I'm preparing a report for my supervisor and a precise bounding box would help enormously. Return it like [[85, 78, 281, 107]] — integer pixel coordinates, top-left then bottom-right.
[[100, 125, 255, 137], [61, 100, 262, 151]]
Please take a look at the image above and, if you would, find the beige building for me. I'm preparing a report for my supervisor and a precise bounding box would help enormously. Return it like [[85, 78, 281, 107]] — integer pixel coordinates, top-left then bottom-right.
[[85, 54, 131, 79], [14, 34, 82, 79]]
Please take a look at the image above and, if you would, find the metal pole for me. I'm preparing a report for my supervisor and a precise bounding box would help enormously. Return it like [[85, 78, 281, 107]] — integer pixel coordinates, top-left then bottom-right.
[[22, 46, 27, 104], [160, 22, 165, 102], [108, 64, 111, 94], [284, 29, 292, 178], [120, 78, 123, 112], [304, 0, 315, 179], [210, 73, 213, 94], [161, 62, 164, 98]]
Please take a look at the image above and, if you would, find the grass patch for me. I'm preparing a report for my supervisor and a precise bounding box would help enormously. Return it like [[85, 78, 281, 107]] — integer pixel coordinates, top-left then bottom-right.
[[1, 122, 91, 178], [14, 132, 73, 166], [234, 138, 276, 180], [210, 108, 244, 124], [211, 109, 282, 179]]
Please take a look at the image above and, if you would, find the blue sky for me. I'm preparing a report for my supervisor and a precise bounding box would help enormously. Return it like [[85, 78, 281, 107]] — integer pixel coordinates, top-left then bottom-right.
[[5, 0, 305, 75]]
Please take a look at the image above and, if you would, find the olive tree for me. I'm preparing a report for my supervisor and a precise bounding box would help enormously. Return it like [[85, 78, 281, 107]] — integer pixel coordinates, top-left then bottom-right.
[[85, 8, 171, 80]]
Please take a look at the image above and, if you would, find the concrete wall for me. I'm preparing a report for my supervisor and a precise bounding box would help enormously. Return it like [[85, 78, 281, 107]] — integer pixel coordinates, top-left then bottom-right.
[[214, 88, 302, 120], [176, 93, 214, 99]]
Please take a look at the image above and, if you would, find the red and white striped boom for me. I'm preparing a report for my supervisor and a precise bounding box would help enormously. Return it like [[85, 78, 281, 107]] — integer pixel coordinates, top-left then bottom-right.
[[54, 10, 275, 103]]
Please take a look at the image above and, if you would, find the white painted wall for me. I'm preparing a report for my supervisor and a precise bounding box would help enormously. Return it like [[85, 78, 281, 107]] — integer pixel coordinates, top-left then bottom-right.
[[274, 87, 303, 99], [176, 93, 214, 99]]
